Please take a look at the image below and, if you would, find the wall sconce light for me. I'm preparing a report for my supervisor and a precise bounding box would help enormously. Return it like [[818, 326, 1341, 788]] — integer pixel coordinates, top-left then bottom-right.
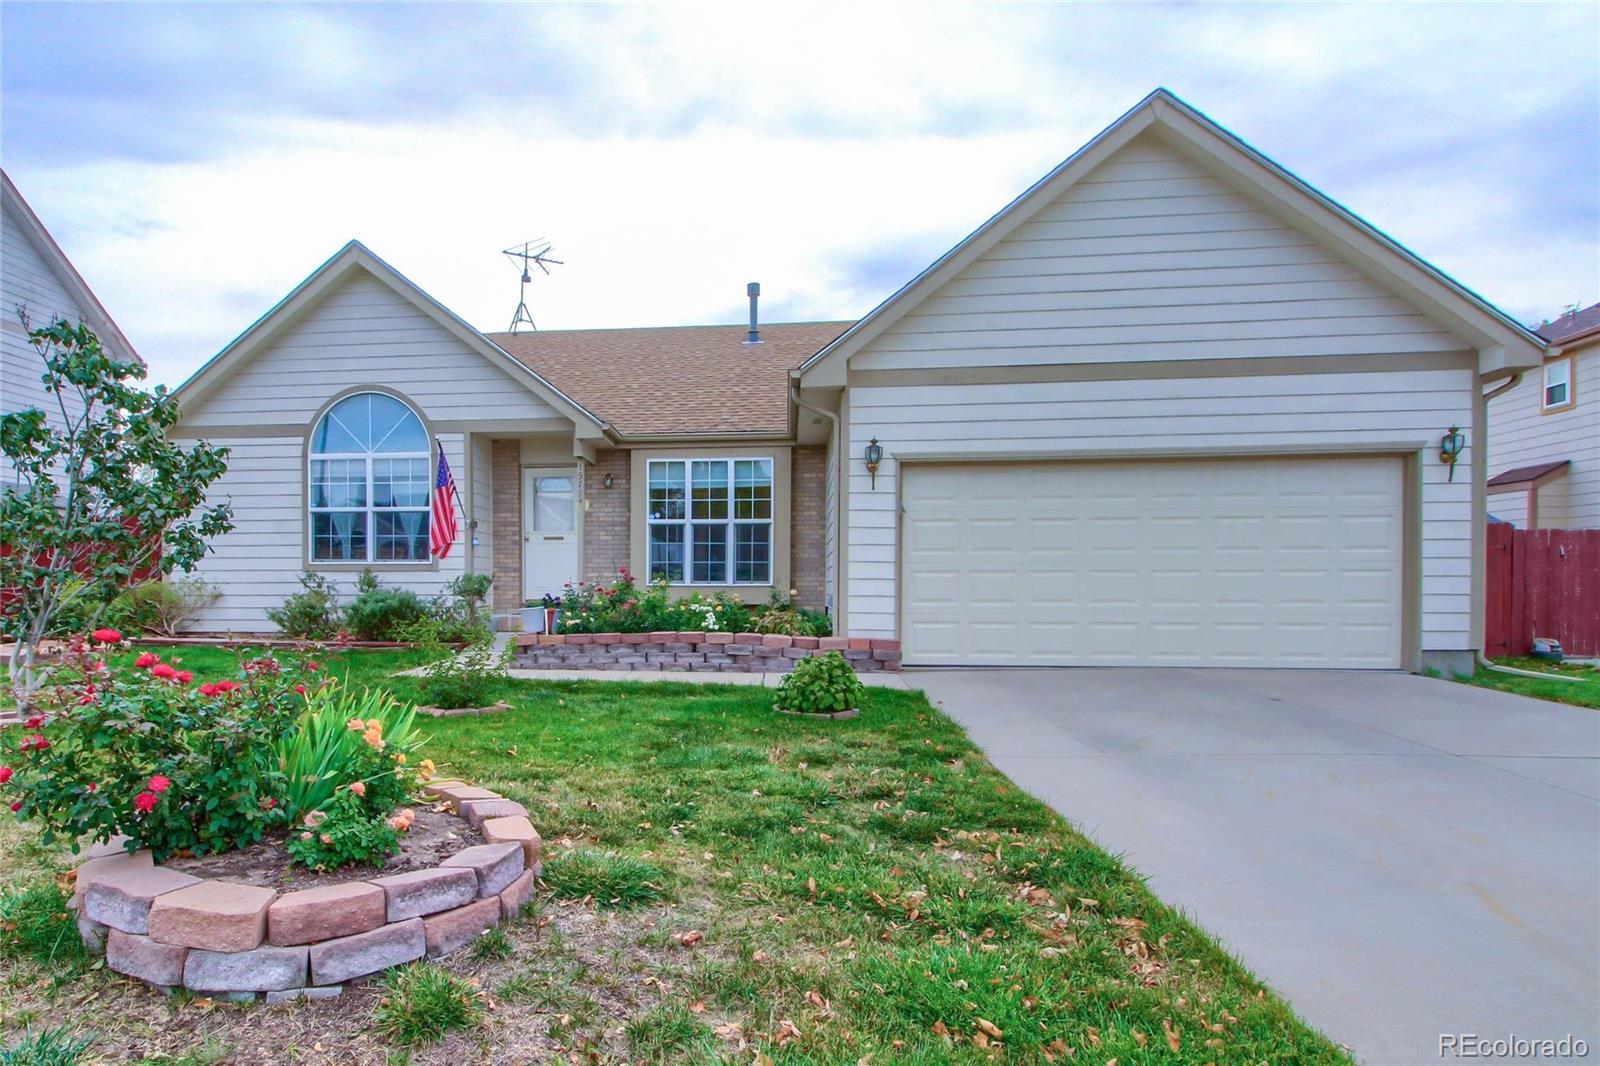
[[602, 472, 614, 489], [1439, 425, 1465, 481], [864, 438, 884, 489]]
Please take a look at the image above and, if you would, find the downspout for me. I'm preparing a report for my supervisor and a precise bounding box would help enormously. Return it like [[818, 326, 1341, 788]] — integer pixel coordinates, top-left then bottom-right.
[[791, 381, 840, 619], [1473, 371, 1587, 683]]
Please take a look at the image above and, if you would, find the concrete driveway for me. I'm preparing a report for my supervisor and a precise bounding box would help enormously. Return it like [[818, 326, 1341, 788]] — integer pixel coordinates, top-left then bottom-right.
[[912, 669, 1600, 1066]]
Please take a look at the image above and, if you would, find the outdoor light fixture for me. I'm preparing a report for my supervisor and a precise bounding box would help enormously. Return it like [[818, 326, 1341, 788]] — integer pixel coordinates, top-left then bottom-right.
[[1439, 425, 1465, 481], [602, 472, 614, 489], [864, 438, 884, 489]]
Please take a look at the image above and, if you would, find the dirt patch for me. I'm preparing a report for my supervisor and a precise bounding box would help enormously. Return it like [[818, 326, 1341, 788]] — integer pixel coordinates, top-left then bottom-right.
[[162, 806, 486, 891]]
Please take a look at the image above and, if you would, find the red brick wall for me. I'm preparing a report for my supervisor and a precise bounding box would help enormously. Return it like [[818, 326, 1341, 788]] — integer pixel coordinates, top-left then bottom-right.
[[491, 441, 522, 614], [790, 445, 826, 610], [583, 448, 630, 584]]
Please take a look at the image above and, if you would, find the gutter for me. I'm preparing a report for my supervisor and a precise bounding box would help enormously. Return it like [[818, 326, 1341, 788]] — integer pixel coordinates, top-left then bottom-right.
[[1482, 371, 1522, 403]]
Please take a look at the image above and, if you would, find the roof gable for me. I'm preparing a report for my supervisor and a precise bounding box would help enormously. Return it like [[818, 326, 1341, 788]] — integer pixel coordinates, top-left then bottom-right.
[[1, 168, 141, 365], [798, 89, 1545, 387], [172, 241, 605, 436]]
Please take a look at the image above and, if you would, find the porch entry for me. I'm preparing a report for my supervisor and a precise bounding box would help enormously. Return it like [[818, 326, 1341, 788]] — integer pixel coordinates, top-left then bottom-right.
[[522, 466, 579, 601]]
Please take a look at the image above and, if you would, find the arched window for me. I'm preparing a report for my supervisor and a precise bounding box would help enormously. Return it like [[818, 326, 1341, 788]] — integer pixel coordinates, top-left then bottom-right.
[[308, 392, 431, 562]]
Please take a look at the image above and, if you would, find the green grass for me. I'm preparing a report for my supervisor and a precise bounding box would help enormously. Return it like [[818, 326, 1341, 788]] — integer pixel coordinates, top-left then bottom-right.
[[0, 885, 88, 971], [466, 926, 514, 961], [0, 1027, 93, 1066], [1455, 657, 1600, 709], [371, 962, 484, 1046], [542, 848, 667, 909], [1, 645, 1350, 1063]]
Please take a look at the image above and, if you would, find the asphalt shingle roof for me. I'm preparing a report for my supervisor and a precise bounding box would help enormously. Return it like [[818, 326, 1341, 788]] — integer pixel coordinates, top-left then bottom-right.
[[1534, 302, 1600, 345], [488, 321, 852, 437]]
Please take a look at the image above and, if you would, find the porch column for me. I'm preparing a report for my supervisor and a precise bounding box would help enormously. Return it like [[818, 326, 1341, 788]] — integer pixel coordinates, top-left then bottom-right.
[[491, 440, 522, 618]]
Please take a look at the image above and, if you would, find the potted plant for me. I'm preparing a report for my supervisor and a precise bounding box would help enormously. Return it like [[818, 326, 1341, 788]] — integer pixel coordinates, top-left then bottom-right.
[[519, 594, 560, 634], [773, 651, 865, 720]]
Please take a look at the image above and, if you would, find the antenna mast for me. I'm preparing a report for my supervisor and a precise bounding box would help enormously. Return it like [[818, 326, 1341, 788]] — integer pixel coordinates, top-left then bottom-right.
[[502, 239, 563, 333]]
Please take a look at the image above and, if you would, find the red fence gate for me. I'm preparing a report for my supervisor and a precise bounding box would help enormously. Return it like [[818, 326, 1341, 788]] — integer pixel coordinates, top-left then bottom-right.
[[1485, 524, 1600, 657]]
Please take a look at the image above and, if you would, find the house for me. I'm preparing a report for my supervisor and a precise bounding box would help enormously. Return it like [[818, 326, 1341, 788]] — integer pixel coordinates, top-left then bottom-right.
[[170, 90, 1546, 674], [2, 168, 142, 486], [1486, 302, 1599, 529]]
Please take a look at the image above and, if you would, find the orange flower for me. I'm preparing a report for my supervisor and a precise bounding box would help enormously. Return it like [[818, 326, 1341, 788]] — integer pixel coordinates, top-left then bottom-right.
[[348, 781, 367, 797]]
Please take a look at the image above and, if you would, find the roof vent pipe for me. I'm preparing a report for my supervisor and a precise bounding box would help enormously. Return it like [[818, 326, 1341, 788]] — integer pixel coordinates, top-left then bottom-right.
[[746, 282, 761, 344]]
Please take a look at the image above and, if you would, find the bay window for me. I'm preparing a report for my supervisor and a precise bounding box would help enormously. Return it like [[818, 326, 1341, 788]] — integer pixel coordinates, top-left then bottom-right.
[[647, 457, 772, 584], [308, 392, 432, 562]]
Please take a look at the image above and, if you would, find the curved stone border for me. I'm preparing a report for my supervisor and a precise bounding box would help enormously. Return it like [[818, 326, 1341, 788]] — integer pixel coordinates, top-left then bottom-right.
[[69, 779, 542, 1001], [417, 701, 513, 719], [515, 631, 902, 673], [776, 707, 860, 720]]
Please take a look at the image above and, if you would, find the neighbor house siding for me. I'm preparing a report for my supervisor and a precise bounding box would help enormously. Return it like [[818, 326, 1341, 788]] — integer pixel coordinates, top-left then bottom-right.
[[854, 136, 1463, 374], [1486, 348, 1599, 528], [178, 433, 467, 631], [845, 367, 1477, 654], [790, 445, 826, 610], [178, 272, 561, 428], [1, 197, 89, 486]]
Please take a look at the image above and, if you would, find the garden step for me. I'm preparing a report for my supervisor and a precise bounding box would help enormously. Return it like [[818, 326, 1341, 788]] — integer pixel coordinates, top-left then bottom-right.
[[84, 865, 204, 935], [371, 867, 478, 921], [480, 815, 542, 866], [106, 929, 187, 987], [457, 797, 529, 830], [498, 868, 538, 921], [148, 880, 277, 952], [268, 882, 387, 946], [422, 896, 501, 958], [308, 917, 424, 985], [185, 943, 308, 992], [442, 842, 525, 898]]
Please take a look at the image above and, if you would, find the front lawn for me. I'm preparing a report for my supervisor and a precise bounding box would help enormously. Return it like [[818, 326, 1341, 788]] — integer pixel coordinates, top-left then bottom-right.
[[1454, 657, 1600, 710], [1, 645, 1350, 1064]]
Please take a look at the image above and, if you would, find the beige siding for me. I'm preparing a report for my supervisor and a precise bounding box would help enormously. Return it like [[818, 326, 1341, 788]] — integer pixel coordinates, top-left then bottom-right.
[[178, 433, 468, 631], [855, 135, 1464, 372], [179, 271, 560, 427], [845, 367, 1476, 652], [1486, 349, 1599, 528], [1, 198, 88, 486]]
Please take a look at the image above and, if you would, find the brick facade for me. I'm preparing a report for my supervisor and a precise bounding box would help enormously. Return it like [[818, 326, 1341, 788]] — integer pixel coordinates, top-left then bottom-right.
[[790, 445, 827, 610], [583, 448, 630, 584], [490, 440, 522, 615]]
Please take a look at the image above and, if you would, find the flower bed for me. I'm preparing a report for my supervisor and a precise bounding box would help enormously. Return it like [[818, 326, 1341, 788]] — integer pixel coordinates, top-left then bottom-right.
[[514, 631, 902, 672], [69, 778, 542, 1000]]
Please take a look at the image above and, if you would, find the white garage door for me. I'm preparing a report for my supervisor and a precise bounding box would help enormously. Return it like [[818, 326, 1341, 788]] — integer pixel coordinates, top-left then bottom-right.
[[901, 456, 1403, 668]]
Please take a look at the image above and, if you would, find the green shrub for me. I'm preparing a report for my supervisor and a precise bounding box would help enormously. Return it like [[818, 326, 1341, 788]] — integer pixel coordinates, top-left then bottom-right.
[[542, 848, 666, 909], [444, 572, 493, 629], [286, 786, 400, 871], [749, 591, 833, 637], [105, 578, 221, 637], [343, 569, 428, 641], [774, 651, 864, 715], [373, 962, 484, 1046], [276, 683, 422, 818], [0, 1027, 93, 1066], [410, 625, 513, 710], [555, 569, 749, 634], [0, 883, 88, 968], [0, 641, 307, 860], [266, 571, 342, 639]]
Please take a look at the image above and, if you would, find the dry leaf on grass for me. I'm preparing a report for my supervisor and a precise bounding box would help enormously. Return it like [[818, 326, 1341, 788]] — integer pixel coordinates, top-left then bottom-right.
[[678, 929, 704, 947], [1164, 1018, 1181, 1052]]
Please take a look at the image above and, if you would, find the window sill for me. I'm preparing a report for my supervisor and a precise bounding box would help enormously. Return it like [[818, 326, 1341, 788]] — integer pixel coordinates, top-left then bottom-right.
[[1540, 401, 1576, 416], [307, 560, 440, 572]]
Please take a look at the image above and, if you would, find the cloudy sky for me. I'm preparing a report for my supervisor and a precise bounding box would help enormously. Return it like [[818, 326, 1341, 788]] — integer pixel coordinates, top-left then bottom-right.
[[3, 2, 1596, 388]]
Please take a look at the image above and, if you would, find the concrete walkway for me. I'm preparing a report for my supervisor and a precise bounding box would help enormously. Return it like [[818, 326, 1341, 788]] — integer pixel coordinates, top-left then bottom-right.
[[911, 668, 1600, 1066]]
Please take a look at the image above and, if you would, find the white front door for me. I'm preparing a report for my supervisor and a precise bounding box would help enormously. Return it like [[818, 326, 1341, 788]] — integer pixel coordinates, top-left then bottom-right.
[[523, 468, 579, 600]]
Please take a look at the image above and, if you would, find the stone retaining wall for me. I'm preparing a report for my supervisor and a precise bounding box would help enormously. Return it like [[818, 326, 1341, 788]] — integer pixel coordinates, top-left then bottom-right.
[[514, 631, 903, 672], [70, 780, 541, 1000]]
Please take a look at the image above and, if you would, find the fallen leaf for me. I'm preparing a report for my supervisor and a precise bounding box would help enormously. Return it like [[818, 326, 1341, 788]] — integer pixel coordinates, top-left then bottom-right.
[[688, 1000, 707, 1013], [976, 1018, 1003, 1039], [679, 930, 704, 947], [773, 1019, 802, 1046], [1163, 1019, 1181, 1052]]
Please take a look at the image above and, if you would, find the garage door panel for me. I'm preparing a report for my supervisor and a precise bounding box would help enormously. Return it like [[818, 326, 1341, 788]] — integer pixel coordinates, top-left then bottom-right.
[[901, 457, 1402, 668]]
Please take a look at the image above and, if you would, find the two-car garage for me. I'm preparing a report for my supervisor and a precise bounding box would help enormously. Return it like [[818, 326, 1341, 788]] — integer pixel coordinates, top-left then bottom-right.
[[899, 456, 1405, 668]]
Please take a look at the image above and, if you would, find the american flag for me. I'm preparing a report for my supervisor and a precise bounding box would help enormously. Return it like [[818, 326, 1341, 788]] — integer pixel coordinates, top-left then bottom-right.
[[431, 446, 459, 559]]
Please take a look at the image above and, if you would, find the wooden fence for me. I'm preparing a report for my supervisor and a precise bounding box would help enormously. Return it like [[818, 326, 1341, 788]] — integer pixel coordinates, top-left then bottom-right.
[[1485, 524, 1600, 658]]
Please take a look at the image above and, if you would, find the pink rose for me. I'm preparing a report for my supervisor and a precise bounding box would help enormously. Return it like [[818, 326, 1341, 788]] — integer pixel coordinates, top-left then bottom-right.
[[133, 791, 159, 813], [148, 774, 172, 795], [0, 767, 13, 784], [135, 652, 158, 669], [90, 628, 123, 644], [348, 781, 367, 797], [150, 663, 177, 680]]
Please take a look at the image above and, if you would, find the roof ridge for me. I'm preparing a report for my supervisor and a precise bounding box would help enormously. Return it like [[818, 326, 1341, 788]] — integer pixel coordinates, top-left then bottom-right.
[[486, 319, 855, 337]]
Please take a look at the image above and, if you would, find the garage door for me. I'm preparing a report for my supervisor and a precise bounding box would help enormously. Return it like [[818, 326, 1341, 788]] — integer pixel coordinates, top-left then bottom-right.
[[900, 457, 1403, 668]]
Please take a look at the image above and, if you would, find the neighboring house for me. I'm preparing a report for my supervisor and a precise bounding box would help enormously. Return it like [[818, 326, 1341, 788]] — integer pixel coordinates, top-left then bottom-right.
[[1486, 302, 1599, 529], [171, 90, 1545, 674], [2, 169, 142, 485]]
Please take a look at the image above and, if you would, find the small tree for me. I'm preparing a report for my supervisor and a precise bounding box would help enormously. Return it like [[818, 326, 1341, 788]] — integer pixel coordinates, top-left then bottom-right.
[[1, 317, 233, 706]]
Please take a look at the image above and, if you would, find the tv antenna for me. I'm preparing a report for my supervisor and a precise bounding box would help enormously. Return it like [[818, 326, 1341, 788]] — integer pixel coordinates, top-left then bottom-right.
[[503, 239, 563, 332]]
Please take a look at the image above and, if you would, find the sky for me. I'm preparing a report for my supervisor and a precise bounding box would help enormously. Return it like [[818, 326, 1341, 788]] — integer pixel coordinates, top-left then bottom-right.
[[2, 2, 1597, 389]]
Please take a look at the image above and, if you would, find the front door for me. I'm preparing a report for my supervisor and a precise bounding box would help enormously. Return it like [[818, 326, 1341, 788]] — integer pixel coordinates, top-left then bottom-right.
[[523, 467, 579, 601]]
